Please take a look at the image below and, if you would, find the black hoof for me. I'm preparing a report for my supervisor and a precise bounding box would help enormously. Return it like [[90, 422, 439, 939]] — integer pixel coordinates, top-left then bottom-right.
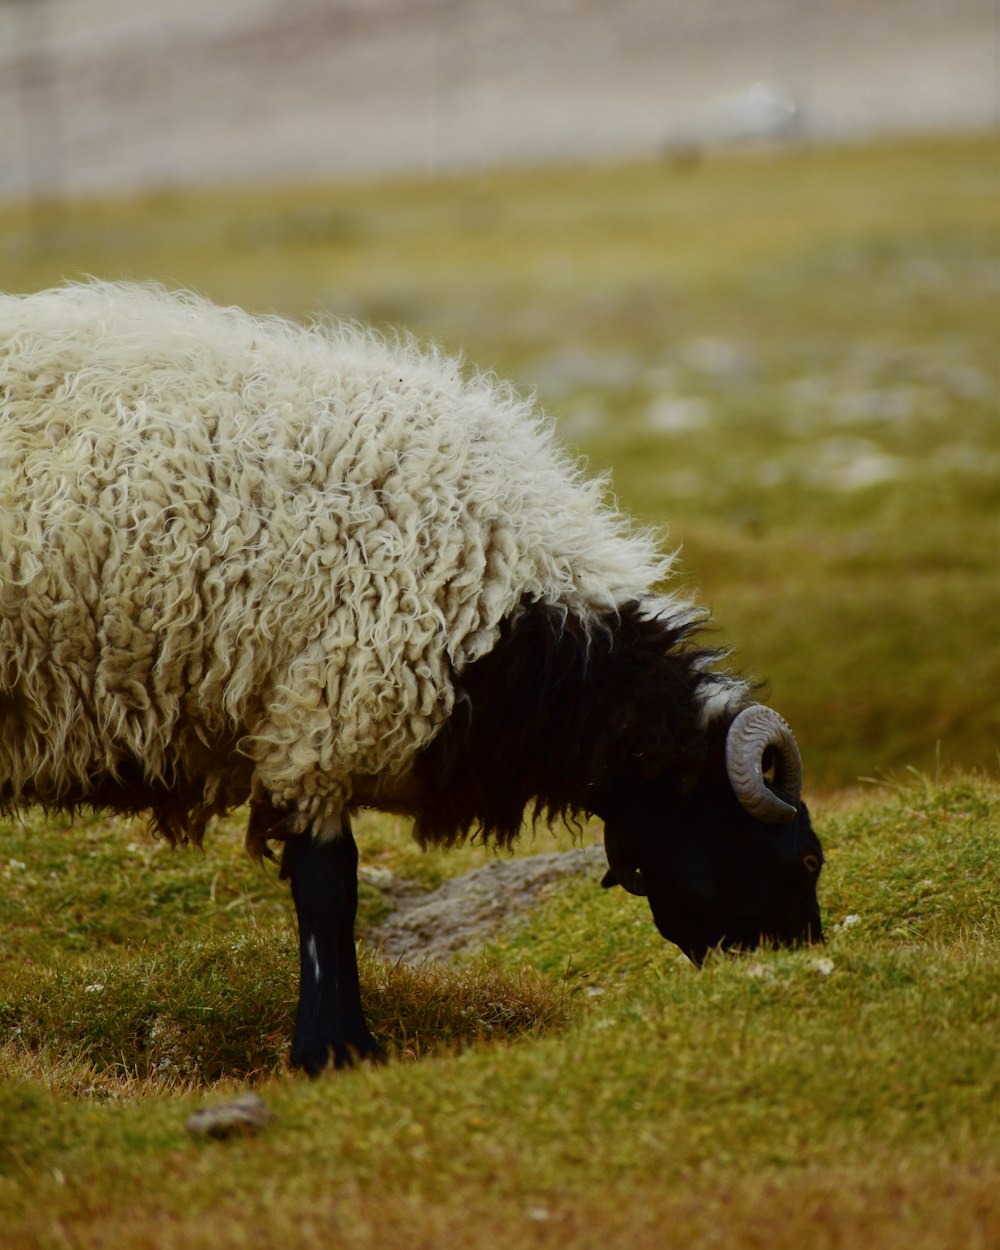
[[292, 1034, 386, 1076]]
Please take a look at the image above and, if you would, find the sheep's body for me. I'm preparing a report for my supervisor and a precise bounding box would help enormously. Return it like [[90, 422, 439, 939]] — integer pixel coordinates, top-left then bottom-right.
[[2, 282, 822, 1075], [0, 282, 673, 839]]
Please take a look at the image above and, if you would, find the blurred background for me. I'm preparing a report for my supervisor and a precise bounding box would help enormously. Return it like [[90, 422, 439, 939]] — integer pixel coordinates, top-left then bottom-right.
[[1, 0, 997, 197], [1, 0, 998, 791]]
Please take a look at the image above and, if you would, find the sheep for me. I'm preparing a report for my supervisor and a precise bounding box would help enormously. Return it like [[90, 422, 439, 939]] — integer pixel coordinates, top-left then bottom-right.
[[0, 281, 823, 1073]]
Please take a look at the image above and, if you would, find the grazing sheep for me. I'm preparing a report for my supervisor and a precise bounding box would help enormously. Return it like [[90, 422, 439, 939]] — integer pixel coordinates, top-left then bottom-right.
[[0, 282, 823, 1073]]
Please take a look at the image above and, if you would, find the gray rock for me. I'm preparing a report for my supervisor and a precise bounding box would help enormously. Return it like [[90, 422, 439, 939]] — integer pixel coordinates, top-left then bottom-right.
[[186, 1092, 274, 1139], [368, 844, 607, 964]]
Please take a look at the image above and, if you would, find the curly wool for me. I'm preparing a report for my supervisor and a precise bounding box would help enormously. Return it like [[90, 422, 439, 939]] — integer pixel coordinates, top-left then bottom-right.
[[0, 282, 677, 834]]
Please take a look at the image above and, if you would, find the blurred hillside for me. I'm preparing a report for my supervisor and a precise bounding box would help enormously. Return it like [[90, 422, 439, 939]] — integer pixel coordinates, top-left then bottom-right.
[[1, 0, 997, 202]]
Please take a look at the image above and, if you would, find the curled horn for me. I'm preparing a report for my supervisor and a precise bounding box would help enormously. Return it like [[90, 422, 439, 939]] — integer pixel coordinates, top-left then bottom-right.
[[603, 826, 647, 896], [725, 705, 803, 824]]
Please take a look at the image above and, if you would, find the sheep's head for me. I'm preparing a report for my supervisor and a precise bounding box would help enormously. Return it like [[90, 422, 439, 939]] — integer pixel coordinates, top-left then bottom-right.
[[599, 705, 824, 964]]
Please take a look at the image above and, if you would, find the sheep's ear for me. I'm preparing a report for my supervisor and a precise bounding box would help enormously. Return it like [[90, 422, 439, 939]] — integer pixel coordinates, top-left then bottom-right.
[[601, 869, 620, 889]]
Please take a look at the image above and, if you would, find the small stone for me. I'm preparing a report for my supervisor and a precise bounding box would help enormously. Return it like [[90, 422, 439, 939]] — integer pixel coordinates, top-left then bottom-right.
[[186, 1092, 274, 1139], [744, 963, 775, 981]]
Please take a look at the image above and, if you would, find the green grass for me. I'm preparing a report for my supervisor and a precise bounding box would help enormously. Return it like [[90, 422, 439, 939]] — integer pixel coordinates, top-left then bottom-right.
[[1, 135, 999, 1247], [1, 773, 998, 1248]]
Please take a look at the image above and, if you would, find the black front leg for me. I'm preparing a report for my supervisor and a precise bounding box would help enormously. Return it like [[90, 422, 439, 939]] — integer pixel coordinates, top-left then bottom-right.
[[281, 813, 384, 1075]]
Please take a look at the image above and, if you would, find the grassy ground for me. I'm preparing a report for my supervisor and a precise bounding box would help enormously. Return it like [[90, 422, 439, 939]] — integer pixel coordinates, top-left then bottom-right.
[[1, 136, 998, 1246], [0, 772, 998, 1248]]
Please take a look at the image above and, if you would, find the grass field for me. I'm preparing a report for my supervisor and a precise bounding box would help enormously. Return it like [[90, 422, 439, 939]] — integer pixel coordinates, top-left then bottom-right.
[[1, 135, 998, 1247], [1, 774, 997, 1248]]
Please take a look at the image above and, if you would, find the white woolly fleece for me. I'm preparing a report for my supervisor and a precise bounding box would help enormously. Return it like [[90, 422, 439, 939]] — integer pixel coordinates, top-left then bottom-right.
[[0, 282, 679, 825]]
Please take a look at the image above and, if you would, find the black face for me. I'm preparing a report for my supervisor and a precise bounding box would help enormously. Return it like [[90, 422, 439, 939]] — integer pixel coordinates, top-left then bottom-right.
[[601, 776, 824, 965]]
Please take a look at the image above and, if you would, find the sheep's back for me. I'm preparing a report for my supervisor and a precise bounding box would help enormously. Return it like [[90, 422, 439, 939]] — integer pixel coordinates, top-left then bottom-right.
[[0, 283, 670, 823]]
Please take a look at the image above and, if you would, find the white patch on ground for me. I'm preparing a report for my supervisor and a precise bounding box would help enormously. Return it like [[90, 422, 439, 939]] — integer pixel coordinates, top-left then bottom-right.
[[784, 364, 996, 435], [744, 962, 776, 981], [756, 436, 908, 493], [646, 396, 712, 433], [675, 338, 758, 386], [366, 844, 607, 964], [810, 438, 903, 491]]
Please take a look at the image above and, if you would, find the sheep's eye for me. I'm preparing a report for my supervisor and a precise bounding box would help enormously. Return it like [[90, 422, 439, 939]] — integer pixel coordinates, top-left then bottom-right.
[[803, 854, 820, 873]]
